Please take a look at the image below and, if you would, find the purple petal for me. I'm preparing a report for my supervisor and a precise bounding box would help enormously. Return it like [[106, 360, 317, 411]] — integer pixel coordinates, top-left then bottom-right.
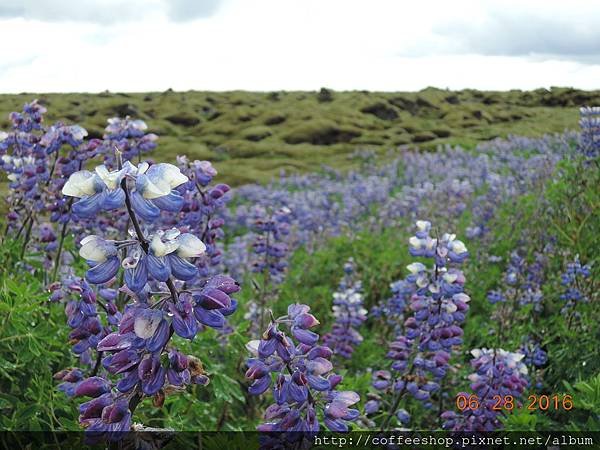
[[130, 190, 160, 222], [168, 254, 198, 281], [74, 377, 110, 398], [85, 256, 120, 285], [72, 192, 105, 218], [151, 191, 184, 212], [146, 319, 170, 352], [124, 256, 148, 293], [193, 307, 224, 329], [249, 375, 271, 395], [116, 370, 139, 393], [101, 189, 125, 210], [147, 254, 170, 282], [197, 288, 231, 310], [324, 417, 348, 432], [292, 328, 319, 346]]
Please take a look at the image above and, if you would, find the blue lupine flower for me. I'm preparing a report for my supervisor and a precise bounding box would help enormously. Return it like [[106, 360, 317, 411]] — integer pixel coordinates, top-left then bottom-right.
[[62, 162, 188, 221], [323, 259, 367, 359], [442, 349, 529, 431], [369, 221, 470, 426], [246, 303, 360, 433]]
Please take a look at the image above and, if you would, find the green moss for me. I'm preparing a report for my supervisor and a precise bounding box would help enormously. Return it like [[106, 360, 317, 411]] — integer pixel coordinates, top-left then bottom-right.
[[240, 125, 272, 142], [0, 87, 590, 186], [283, 119, 361, 145]]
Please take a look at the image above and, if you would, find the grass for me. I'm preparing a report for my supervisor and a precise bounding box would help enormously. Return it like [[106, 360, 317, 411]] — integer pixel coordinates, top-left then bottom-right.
[[1, 86, 597, 185]]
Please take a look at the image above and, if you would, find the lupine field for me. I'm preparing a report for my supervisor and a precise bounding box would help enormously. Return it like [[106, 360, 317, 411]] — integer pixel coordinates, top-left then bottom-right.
[[0, 96, 598, 447]]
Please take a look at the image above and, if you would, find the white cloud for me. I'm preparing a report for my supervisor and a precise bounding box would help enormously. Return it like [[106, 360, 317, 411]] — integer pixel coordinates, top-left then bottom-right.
[[0, 0, 598, 92], [0, 0, 223, 23]]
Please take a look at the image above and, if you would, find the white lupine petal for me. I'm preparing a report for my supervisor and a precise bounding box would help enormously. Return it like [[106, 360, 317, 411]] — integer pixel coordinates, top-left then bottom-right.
[[443, 273, 458, 283], [95, 165, 124, 190], [426, 238, 437, 250], [150, 235, 167, 256], [246, 340, 260, 356], [134, 310, 163, 339], [131, 120, 148, 130], [62, 171, 98, 197], [408, 236, 421, 248], [406, 262, 425, 274], [70, 125, 88, 140], [137, 162, 149, 174], [416, 220, 430, 231], [163, 228, 180, 240], [176, 233, 206, 258], [454, 293, 471, 303], [149, 234, 179, 257], [452, 240, 468, 254], [147, 163, 188, 190], [0, 131, 8, 142], [444, 301, 457, 313], [79, 235, 114, 262]]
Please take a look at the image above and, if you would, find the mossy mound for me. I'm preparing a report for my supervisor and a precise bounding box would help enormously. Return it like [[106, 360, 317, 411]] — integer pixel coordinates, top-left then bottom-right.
[[0, 86, 596, 185]]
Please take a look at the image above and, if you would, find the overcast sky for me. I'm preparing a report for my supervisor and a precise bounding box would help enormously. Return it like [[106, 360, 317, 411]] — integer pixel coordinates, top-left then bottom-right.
[[1, 0, 599, 93]]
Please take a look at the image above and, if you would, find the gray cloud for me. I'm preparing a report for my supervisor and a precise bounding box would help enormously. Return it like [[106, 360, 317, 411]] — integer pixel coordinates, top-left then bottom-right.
[[431, 7, 600, 63], [166, 0, 222, 22], [0, 0, 222, 23]]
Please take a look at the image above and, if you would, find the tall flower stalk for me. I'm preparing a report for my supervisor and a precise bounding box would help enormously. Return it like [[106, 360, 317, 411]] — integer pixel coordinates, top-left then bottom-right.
[[366, 220, 470, 429], [55, 157, 239, 440], [245, 304, 360, 434], [323, 258, 367, 360]]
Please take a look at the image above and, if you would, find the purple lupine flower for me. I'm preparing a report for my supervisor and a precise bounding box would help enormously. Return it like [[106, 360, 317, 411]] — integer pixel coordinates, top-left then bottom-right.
[[77, 228, 206, 291], [579, 106, 600, 159], [164, 157, 231, 279], [62, 162, 187, 221], [560, 255, 591, 311], [251, 206, 291, 280], [485, 248, 550, 331], [442, 348, 529, 432], [519, 337, 547, 390], [246, 303, 360, 433], [371, 278, 413, 336], [323, 258, 367, 359], [370, 221, 470, 426], [98, 117, 158, 168], [52, 142, 240, 442]]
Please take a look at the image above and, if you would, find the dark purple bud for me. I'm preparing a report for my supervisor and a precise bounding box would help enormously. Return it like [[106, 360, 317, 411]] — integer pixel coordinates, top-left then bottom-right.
[[146, 319, 170, 352], [197, 288, 231, 310], [364, 399, 380, 415], [193, 307, 224, 329], [73, 377, 111, 398], [97, 332, 137, 352], [249, 375, 271, 395], [328, 374, 343, 389], [292, 328, 319, 346], [308, 346, 333, 360], [293, 313, 320, 329], [258, 339, 276, 358], [103, 349, 140, 375], [79, 393, 113, 423]]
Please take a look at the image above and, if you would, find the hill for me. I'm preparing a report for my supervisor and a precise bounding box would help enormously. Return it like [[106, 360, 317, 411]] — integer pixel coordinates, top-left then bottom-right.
[[1, 86, 597, 185]]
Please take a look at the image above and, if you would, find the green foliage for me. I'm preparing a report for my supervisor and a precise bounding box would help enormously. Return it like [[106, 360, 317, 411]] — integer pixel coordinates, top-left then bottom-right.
[[561, 374, 600, 430], [0, 240, 78, 430]]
